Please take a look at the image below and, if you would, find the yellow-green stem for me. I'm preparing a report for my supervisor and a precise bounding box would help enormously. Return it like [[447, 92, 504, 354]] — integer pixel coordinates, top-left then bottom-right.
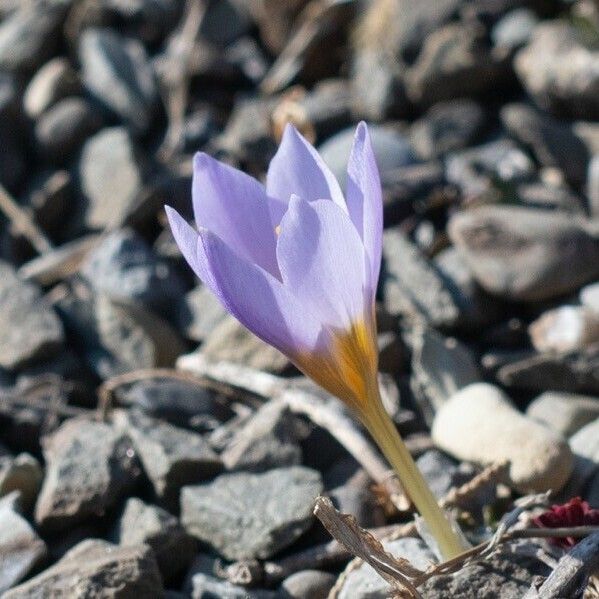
[[360, 391, 465, 560]]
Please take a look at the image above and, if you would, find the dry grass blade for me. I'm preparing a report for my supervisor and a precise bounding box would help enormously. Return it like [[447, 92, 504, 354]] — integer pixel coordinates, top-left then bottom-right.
[[314, 496, 425, 598]]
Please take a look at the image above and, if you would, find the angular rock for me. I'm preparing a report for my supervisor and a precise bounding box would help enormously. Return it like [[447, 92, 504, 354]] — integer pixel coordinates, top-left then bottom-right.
[[201, 315, 290, 374], [174, 285, 228, 342], [0, 3, 64, 73], [382, 229, 460, 328], [501, 103, 590, 188], [432, 383, 574, 493], [24, 57, 81, 119], [448, 206, 599, 301], [281, 570, 336, 599], [222, 400, 302, 472], [79, 28, 157, 133], [114, 410, 221, 505], [515, 22, 599, 119], [419, 549, 550, 598], [191, 573, 277, 599], [445, 139, 535, 200], [56, 290, 185, 380], [410, 99, 485, 160], [493, 346, 599, 394], [35, 97, 103, 163], [408, 327, 481, 424], [337, 538, 436, 598], [81, 228, 188, 311], [526, 392, 599, 438], [0, 494, 46, 593], [417, 449, 472, 500], [181, 467, 323, 560], [34, 418, 140, 531], [114, 497, 195, 580], [406, 23, 511, 106], [116, 377, 233, 430], [77, 127, 145, 230], [529, 305, 599, 353], [3, 539, 163, 599], [0, 261, 63, 370]]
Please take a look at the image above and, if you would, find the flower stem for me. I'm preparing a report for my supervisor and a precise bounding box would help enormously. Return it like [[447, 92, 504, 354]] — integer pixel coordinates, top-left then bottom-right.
[[360, 390, 465, 560]]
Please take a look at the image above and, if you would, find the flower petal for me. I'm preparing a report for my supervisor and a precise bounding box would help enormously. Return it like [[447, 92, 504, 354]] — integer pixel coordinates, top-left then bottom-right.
[[266, 124, 347, 212], [166, 205, 323, 358], [345, 122, 383, 300], [192, 153, 279, 277], [276, 196, 366, 331]]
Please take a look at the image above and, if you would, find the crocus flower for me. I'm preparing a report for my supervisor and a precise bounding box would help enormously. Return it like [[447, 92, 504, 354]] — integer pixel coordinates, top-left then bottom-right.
[[166, 122, 464, 559], [533, 497, 599, 548]]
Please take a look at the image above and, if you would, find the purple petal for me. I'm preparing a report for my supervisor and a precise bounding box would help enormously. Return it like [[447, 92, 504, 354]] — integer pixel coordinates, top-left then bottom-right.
[[192, 153, 279, 277], [346, 122, 383, 301], [276, 196, 366, 331], [166, 205, 323, 358], [266, 124, 346, 213]]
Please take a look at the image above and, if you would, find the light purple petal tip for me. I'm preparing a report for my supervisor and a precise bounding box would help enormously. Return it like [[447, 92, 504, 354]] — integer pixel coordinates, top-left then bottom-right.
[[266, 124, 347, 212], [192, 152, 280, 277], [276, 196, 366, 331], [345, 122, 383, 300]]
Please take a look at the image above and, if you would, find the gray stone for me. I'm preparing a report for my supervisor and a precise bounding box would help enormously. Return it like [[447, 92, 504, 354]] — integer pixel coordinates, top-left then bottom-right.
[[56, 290, 185, 380], [406, 23, 511, 106], [337, 538, 436, 598], [588, 155, 599, 217], [494, 346, 599, 394], [281, 570, 336, 599], [114, 497, 195, 580], [383, 229, 460, 328], [0, 452, 42, 510], [24, 57, 81, 118], [114, 410, 220, 505], [515, 22, 599, 119], [569, 418, 599, 485], [448, 206, 599, 301], [0, 496, 46, 593], [0, 3, 64, 73], [432, 383, 573, 493], [501, 103, 590, 188], [222, 400, 302, 472], [201, 315, 290, 374], [445, 139, 535, 200], [3, 539, 163, 599], [491, 8, 538, 50], [81, 228, 188, 311], [0, 261, 64, 370], [318, 125, 417, 191], [35, 97, 103, 162], [419, 549, 550, 598], [116, 377, 233, 430], [351, 49, 408, 121], [34, 418, 140, 531], [77, 127, 145, 230], [181, 467, 323, 560], [79, 28, 157, 133], [175, 285, 228, 342], [581, 281, 599, 313], [433, 246, 502, 329], [416, 449, 471, 500], [410, 99, 485, 160], [526, 392, 599, 438], [191, 573, 278, 599], [408, 327, 481, 425]]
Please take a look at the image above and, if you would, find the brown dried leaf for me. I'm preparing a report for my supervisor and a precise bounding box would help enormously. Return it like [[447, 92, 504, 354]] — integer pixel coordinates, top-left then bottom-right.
[[314, 496, 424, 598]]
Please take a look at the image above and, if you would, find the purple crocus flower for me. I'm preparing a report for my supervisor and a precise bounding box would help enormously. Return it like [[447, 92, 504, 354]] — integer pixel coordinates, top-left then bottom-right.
[[166, 122, 381, 414], [166, 122, 464, 560]]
